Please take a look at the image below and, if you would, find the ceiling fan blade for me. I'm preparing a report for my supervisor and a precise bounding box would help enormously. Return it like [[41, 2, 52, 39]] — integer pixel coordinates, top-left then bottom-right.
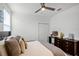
[[40, 3, 45, 7], [57, 8, 62, 11], [35, 8, 41, 13], [45, 7, 55, 11]]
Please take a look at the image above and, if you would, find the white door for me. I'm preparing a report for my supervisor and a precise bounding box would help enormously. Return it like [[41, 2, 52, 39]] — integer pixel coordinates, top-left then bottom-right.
[[38, 23, 49, 42]]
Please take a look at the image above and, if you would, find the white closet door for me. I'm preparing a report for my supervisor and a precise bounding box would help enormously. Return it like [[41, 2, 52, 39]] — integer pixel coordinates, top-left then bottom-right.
[[38, 23, 49, 42]]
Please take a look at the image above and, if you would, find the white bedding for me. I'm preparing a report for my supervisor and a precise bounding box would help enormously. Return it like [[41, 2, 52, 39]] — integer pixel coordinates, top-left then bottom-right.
[[21, 41, 54, 56]]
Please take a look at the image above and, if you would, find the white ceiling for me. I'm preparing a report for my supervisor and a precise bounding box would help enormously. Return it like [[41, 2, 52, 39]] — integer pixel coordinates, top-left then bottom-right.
[[8, 3, 79, 18]]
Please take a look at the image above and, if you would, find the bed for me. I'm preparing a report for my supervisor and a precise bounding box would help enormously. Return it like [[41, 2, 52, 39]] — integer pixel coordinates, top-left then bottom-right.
[[0, 40, 66, 56], [21, 41, 66, 56]]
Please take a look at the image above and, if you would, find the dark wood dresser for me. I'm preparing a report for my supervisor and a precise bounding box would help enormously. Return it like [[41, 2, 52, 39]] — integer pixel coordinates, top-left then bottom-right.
[[53, 37, 79, 56], [76, 41, 79, 55]]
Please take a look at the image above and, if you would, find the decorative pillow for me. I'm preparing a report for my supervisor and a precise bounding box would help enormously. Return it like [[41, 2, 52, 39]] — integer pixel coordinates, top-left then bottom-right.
[[19, 39, 25, 53], [5, 37, 21, 56], [0, 51, 1, 56], [0, 44, 8, 56], [15, 36, 21, 42], [15, 36, 27, 49], [6, 36, 14, 40], [22, 37, 27, 49]]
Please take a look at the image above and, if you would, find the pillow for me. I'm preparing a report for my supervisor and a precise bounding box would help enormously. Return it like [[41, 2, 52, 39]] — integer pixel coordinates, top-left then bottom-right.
[[5, 37, 21, 56], [0, 45, 7, 56], [22, 37, 27, 49], [6, 36, 14, 39], [0, 41, 8, 56], [19, 39, 25, 53], [15, 36, 21, 42], [15, 36, 27, 49], [0, 51, 1, 56]]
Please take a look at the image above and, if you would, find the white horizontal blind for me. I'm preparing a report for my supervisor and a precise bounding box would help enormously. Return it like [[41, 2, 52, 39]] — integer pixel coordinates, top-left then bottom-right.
[[3, 9, 10, 31]]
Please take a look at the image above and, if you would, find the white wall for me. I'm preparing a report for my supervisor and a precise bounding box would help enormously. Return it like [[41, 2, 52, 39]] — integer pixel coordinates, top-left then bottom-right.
[[12, 12, 49, 41], [49, 5, 79, 40]]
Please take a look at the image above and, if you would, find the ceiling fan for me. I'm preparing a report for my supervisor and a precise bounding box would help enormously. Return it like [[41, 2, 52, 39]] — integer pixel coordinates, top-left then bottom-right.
[[35, 3, 61, 13]]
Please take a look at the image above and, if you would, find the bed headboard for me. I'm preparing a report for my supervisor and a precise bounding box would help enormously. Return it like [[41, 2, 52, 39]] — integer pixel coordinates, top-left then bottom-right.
[[0, 31, 11, 41]]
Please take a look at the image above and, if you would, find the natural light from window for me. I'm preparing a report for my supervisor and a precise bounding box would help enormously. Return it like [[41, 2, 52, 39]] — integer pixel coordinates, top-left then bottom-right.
[[3, 9, 10, 31]]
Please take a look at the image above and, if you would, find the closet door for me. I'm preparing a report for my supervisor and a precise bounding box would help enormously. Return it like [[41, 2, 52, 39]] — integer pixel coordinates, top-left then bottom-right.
[[38, 23, 49, 42]]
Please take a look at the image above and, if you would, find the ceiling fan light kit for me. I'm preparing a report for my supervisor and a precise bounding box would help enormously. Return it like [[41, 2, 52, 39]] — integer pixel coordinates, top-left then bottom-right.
[[41, 7, 45, 11]]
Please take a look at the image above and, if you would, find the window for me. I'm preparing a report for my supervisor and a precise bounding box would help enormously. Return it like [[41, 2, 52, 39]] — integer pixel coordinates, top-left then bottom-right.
[[3, 9, 11, 31]]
